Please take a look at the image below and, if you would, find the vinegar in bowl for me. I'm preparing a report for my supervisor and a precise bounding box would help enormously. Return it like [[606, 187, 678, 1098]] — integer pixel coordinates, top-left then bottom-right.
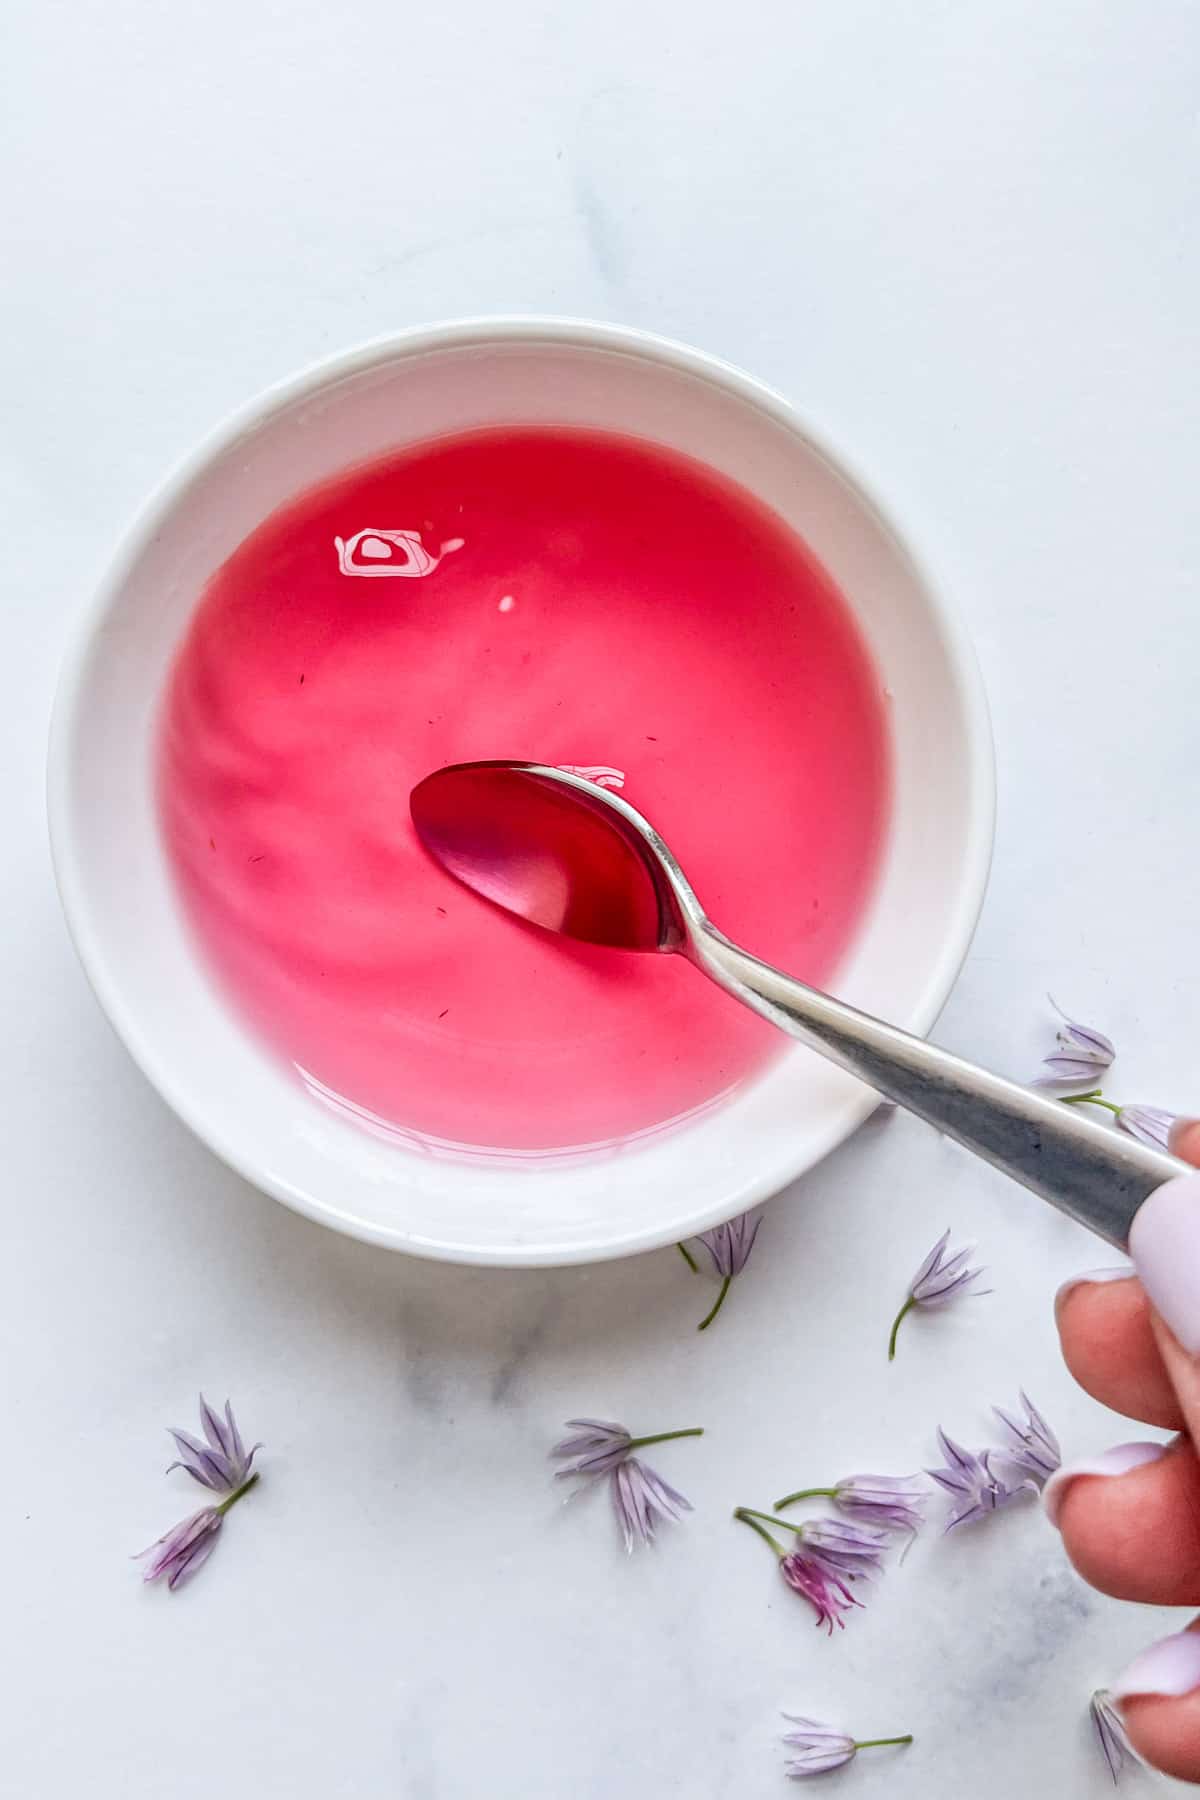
[[158, 425, 889, 1156]]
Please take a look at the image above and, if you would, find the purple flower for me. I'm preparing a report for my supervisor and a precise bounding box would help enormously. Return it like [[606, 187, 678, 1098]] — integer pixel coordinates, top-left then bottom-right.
[[1033, 999, 1115, 1090], [734, 1507, 885, 1633], [553, 1419, 702, 1550], [926, 1427, 1030, 1530], [551, 1419, 634, 1480], [781, 1547, 861, 1634], [775, 1473, 927, 1540], [797, 1516, 889, 1581], [137, 1400, 261, 1593], [993, 1392, 1061, 1486], [136, 1465, 259, 1592], [781, 1717, 857, 1778], [1091, 1689, 1142, 1785], [679, 1211, 763, 1330], [781, 1716, 913, 1779], [1059, 1090, 1179, 1149], [908, 1231, 987, 1307], [137, 1508, 224, 1590], [1117, 1104, 1176, 1151], [888, 1229, 988, 1360], [166, 1396, 261, 1494], [612, 1457, 692, 1552], [697, 1212, 762, 1279]]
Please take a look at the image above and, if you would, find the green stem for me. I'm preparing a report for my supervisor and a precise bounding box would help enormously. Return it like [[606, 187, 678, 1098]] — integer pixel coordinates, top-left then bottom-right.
[[697, 1274, 732, 1331], [854, 1736, 913, 1752], [625, 1427, 704, 1451], [215, 1472, 259, 1516], [676, 1241, 700, 1273], [774, 1485, 836, 1510], [737, 1505, 805, 1537], [1061, 1091, 1121, 1116], [887, 1295, 915, 1361], [733, 1507, 787, 1558]]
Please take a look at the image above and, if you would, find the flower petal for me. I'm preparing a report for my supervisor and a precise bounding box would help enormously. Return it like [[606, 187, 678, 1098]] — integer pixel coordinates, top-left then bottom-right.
[[199, 1394, 235, 1461], [225, 1400, 250, 1472], [908, 1229, 951, 1293], [167, 1428, 230, 1490], [612, 1460, 650, 1551], [1117, 1105, 1175, 1150], [1048, 997, 1115, 1061], [935, 1428, 978, 1476], [1090, 1690, 1140, 1785], [164, 1456, 224, 1493], [166, 1527, 221, 1590], [634, 1460, 692, 1521], [1032, 1056, 1110, 1088]]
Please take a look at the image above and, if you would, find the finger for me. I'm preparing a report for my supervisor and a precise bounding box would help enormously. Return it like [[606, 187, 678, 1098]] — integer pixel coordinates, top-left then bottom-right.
[[1171, 1117, 1200, 1166], [1054, 1177, 1200, 1601], [1130, 1169, 1200, 1412], [1113, 1623, 1200, 1784], [1055, 1272, 1183, 1429], [1100, 1170, 1200, 1780], [1053, 1124, 1200, 1424], [1047, 1434, 1197, 1603]]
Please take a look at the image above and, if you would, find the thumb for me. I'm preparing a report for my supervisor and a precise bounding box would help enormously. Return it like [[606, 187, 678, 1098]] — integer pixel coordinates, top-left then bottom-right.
[[1173, 1119, 1200, 1168], [1129, 1171, 1200, 1373]]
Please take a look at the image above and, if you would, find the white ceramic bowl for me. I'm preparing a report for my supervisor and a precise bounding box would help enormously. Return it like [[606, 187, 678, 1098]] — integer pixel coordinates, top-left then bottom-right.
[[49, 318, 994, 1266]]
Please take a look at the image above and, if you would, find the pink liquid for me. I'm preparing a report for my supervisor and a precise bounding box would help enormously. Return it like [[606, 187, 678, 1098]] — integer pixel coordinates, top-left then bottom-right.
[[159, 427, 889, 1154]]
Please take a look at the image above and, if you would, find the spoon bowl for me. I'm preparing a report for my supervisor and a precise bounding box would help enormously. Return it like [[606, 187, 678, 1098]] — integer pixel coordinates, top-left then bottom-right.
[[410, 762, 686, 952]]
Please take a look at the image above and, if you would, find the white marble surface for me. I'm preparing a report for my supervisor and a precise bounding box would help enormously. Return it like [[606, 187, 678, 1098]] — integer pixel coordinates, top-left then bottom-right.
[[3, 1, 1198, 1792]]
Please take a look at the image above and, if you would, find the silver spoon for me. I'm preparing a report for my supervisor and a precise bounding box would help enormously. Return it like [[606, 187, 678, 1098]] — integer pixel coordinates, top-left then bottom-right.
[[410, 759, 1184, 1246]]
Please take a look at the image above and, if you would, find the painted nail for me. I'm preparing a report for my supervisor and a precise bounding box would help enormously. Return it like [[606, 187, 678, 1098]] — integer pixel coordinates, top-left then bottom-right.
[[1129, 1173, 1200, 1355], [1055, 1265, 1135, 1309], [1112, 1630, 1200, 1702], [1043, 1441, 1167, 1528], [1170, 1117, 1200, 1162]]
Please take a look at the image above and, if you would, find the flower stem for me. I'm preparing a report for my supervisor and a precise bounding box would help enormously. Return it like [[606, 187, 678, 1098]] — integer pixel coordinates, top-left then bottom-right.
[[737, 1505, 804, 1536], [733, 1507, 787, 1558], [1061, 1091, 1121, 1116], [625, 1427, 704, 1451], [887, 1296, 915, 1361], [214, 1472, 259, 1516], [774, 1486, 836, 1510], [676, 1242, 700, 1273], [854, 1736, 913, 1752], [697, 1274, 732, 1331]]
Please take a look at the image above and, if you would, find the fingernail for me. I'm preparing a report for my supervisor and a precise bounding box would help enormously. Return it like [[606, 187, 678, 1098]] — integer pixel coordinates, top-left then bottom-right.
[[1170, 1117, 1200, 1161], [1113, 1629, 1200, 1701], [1043, 1441, 1167, 1528], [1055, 1265, 1135, 1309], [1129, 1173, 1200, 1355]]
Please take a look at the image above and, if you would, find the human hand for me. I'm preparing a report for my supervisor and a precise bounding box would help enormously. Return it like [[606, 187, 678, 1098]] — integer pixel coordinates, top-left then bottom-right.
[[1051, 1119, 1200, 1782]]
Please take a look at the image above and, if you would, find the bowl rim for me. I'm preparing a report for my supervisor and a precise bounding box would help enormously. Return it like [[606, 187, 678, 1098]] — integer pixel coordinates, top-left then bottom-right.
[[47, 315, 996, 1265]]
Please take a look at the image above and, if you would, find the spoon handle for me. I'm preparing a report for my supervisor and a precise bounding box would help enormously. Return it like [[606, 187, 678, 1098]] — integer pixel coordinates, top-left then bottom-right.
[[690, 923, 1183, 1248]]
